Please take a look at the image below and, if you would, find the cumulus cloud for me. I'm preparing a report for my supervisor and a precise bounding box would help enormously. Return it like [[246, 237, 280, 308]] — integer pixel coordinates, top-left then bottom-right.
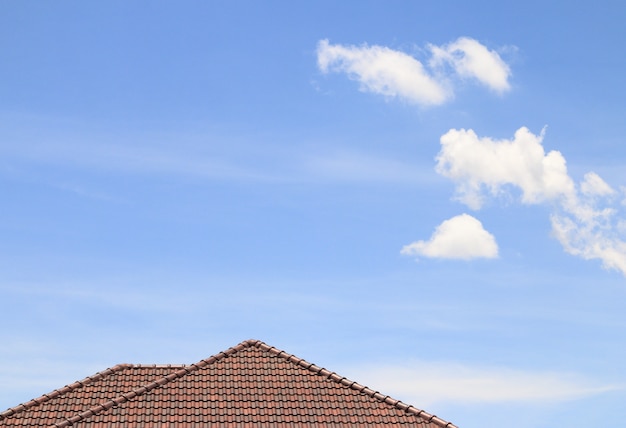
[[436, 127, 574, 209], [346, 362, 620, 406], [436, 126, 626, 275], [401, 214, 498, 260], [430, 37, 512, 93], [316, 37, 512, 106]]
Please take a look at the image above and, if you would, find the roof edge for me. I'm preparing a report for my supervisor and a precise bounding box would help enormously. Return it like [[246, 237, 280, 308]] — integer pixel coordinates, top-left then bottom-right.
[[0, 364, 133, 421], [246, 340, 458, 428]]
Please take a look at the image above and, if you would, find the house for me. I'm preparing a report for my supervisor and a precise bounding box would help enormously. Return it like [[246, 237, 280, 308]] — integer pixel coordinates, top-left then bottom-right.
[[0, 339, 457, 427]]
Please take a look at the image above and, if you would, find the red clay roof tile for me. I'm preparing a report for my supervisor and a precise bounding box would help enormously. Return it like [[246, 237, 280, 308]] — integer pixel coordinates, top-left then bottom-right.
[[0, 339, 457, 428]]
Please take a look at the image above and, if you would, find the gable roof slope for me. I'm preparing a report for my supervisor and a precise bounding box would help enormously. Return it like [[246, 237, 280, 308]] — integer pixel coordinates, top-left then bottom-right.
[[0, 339, 457, 428]]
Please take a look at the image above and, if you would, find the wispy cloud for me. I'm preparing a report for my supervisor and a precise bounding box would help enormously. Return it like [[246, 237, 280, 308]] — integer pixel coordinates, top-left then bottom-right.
[[317, 39, 449, 106], [2, 139, 271, 182], [401, 214, 498, 260], [316, 37, 512, 106], [435, 126, 626, 275], [345, 362, 620, 407], [0, 127, 435, 188], [302, 149, 437, 185]]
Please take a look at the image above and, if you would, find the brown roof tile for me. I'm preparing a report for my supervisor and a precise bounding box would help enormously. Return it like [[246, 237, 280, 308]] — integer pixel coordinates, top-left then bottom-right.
[[0, 339, 457, 428]]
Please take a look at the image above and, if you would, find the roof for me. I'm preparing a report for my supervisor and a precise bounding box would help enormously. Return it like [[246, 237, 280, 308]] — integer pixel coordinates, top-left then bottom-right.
[[0, 339, 457, 428]]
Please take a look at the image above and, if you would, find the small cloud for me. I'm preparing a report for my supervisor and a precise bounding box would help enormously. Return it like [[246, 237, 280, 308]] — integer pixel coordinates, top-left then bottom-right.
[[316, 39, 449, 106], [580, 172, 615, 197], [316, 37, 512, 107], [401, 214, 498, 260], [430, 37, 512, 93]]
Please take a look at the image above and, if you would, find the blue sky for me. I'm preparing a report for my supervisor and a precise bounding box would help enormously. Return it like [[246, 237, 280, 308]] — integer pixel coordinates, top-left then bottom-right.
[[1, 2, 625, 427]]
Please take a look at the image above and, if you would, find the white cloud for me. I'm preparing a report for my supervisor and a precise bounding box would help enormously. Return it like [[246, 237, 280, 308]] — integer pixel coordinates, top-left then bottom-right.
[[316, 37, 512, 106], [580, 172, 615, 197], [401, 214, 498, 260], [551, 212, 626, 275], [317, 39, 449, 106], [436, 127, 575, 209], [345, 362, 620, 407], [430, 37, 512, 93], [435, 126, 626, 276]]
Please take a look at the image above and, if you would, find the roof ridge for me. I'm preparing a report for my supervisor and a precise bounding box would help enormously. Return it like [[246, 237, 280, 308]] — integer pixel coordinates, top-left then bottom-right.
[[0, 364, 133, 421], [248, 339, 459, 428], [131, 364, 187, 368], [48, 340, 257, 428]]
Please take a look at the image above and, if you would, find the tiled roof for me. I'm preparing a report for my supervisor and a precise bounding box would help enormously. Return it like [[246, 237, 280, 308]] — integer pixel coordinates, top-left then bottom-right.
[[0, 339, 457, 428]]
